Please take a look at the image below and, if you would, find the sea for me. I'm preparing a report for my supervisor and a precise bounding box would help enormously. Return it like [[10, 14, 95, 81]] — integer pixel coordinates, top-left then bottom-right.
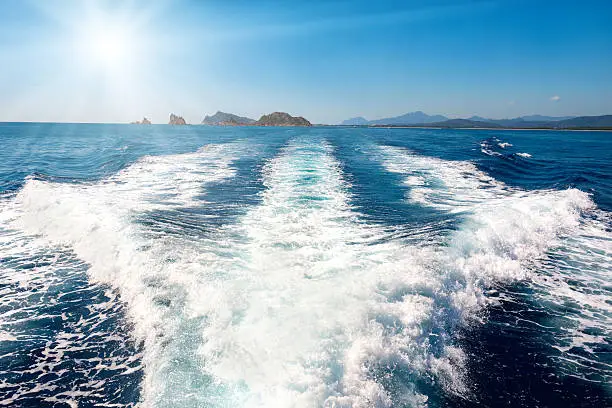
[[0, 123, 610, 408]]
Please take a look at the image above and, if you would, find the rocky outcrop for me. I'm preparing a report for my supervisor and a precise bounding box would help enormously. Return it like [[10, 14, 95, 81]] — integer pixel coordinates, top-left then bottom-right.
[[169, 114, 187, 125], [202, 111, 255, 126], [130, 117, 151, 124], [256, 112, 311, 127]]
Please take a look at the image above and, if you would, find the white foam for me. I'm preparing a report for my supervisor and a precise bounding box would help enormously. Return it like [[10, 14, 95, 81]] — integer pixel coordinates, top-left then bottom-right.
[[188, 139, 454, 406], [377, 143, 611, 382], [516, 152, 532, 158], [185, 141, 602, 407], [0, 218, 143, 407], [528, 211, 612, 374], [479, 141, 502, 157], [2, 139, 608, 407], [378, 145, 509, 212], [2, 143, 240, 406], [0, 331, 17, 341]]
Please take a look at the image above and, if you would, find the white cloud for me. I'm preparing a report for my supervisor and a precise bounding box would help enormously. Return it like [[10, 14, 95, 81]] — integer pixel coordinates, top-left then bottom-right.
[[550, 95, 561, 102]]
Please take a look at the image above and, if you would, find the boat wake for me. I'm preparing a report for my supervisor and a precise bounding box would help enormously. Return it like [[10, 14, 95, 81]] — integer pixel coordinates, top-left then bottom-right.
[[0, 138, 609, 407]]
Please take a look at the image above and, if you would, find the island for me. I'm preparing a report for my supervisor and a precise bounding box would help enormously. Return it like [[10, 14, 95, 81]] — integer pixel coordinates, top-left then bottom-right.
[[169, 114, 187, 125], [202, 111, 256, 126], [199, 111, 312, 127], [256, 112, 311, 127], [130, 117, 151, 125]]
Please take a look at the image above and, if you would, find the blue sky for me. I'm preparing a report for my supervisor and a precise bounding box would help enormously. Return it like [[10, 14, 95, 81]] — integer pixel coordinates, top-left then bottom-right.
[[0, 0, 611, 124]]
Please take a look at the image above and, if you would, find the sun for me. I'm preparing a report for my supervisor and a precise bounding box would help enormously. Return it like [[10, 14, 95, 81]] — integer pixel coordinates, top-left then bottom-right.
[[89, 28, 129, 67], [25, 1, 160, 121], [78, 24, 133, 72], [71, 10, 142, 76]]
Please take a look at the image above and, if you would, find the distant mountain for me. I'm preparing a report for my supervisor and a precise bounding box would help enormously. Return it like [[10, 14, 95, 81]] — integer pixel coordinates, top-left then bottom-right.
[[422, 119, 502, 129], [458, 115, 610, 129], [339, 111, 447, 126], [368, 111, 448, 125], [256, 112, 311, 127], [465, 115, 575, 125], [368, 118, 500, 128], [554, 115, 612, 129], [467, 116, 493, 122], [367, 115, 611, 130], [341, 117, 369, 126], [169, 114, 186, 125], [339, 112, 583, 127], [480, 115, 601, 129], [486, 118, 528, 127], [202, 111, 255, 125], [337, 112, 609, 129], [519, 115, 575, 122]]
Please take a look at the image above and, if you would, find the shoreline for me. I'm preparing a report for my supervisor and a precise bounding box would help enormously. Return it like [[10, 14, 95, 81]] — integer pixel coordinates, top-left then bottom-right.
[[331, 125, 612, 132]]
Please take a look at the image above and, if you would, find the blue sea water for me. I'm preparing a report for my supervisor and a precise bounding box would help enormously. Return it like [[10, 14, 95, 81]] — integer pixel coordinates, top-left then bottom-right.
[[0, 123, 610, 407]]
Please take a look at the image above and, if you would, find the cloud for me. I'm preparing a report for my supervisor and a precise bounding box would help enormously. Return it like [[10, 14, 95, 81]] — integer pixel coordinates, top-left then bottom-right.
[[550, 95, 561, 102]]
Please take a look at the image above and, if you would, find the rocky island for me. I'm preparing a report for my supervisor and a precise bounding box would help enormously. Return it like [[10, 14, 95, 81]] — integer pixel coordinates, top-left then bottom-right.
[[199, 111, 312, 127], [256, 112, 311, 127], [130, 117, 151, 124], [202, 111, 256, 126], [169, 114, 187, 125]]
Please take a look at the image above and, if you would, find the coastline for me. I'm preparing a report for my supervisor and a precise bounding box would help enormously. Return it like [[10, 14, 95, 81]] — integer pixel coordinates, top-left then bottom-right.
[[331, 125, 612, 132]]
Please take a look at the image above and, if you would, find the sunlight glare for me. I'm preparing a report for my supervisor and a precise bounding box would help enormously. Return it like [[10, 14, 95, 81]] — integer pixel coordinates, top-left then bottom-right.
[[76, 19, 138, 74], [91, 29, 128, 66]]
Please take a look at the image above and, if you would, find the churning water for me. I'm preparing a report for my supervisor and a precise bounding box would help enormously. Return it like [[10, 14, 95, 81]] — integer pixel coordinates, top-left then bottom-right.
[[0, 123, 610, 407]]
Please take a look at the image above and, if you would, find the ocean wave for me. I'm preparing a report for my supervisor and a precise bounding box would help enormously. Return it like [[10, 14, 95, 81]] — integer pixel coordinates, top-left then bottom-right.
[[376, 144, 611, 388], [1, 139, 608, 407], [378, 145, 509, 212], [0, 143, 241, 407], [0, 201, 143, 407]]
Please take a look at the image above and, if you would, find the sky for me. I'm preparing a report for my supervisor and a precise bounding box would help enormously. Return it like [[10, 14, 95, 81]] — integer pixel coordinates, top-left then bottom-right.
[[0, 0, 611, 124]]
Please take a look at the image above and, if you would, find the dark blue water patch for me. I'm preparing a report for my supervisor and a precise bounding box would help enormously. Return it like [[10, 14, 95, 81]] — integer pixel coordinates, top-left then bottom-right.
[[473, 130, 612, 211], [447, 281, 612, 408], [193, 134, 292, 225], [0, 247, 142, 407]]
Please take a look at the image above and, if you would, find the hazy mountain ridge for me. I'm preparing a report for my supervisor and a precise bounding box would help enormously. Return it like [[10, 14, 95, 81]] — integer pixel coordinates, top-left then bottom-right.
[[370, 111, 447, 125], [425, 119, 502, 128], [340, 112, 611, 129], [343, 111, 448, 126], [341, 117, 369, 125], [554, 115, 612, 128], [342, 112, 578, 126], [519, 115, 575, 122]]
